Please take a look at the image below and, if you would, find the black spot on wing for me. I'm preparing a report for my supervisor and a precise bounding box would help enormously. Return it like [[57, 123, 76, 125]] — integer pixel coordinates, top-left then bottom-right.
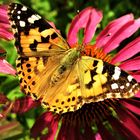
[[8, 3, 52, 34], [41, 36, 50, 43], [29, 40, 38, 51], [85, 69, 97, 89], [51, 32, 58, 39], [102, 61, 115, 75], [34, 19, 52, 32], [93, 60, 98, 67]]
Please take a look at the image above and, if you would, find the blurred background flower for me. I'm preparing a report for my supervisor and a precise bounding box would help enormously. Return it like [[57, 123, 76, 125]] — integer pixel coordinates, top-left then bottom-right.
[[0, 0, 140, 140]]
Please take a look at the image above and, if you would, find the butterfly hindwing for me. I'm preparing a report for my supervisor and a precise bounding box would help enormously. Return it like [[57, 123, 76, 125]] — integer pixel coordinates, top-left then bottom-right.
[[78, 56, 140, 102], [26, 55, 140, 114]]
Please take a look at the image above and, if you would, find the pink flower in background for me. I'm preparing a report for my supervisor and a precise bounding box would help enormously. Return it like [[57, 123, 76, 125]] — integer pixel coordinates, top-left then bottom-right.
[[31, 7, 140, 140], [0, 5, 140, 140], [0, 5, 15, 75], [0, 5, 14, 40]]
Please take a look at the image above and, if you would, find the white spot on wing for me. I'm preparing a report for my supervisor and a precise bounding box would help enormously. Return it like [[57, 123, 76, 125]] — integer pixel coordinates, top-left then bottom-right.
[[127, 75, 133, 82], [120, 85, 124, 89], [112, 67, 121, 80], [11, 10, 14, 14], [36, 14, 41, 19], [28, 15, 40, 23], [111, 83, 119, 89], [28, 17, 34, 24], [126, 83, 130, 87], [17, 16, 20, 19], [19, 21, 25, 27], [17, 11, 21, 14], [21, 6, 27, 11], [14, 5, 17, 10]]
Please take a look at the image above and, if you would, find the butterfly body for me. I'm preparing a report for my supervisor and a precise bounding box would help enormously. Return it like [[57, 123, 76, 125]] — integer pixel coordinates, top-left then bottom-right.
[[8, 3, 140, 114], [50, 48, 80, 86]]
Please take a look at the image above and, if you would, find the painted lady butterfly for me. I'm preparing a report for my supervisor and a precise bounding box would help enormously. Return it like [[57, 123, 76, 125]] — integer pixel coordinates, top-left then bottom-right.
[[8, 3, 140, 114]]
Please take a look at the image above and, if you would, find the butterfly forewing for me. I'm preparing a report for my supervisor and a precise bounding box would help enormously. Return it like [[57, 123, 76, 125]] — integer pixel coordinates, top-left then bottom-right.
[[8, 3, 69, 57], [8, 3, 70, 103], [8, 3, 140, 114]]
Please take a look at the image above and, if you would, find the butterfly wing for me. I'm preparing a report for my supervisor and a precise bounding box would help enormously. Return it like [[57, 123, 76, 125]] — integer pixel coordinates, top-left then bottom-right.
[[78, 56, 140, 102], [8, 3, 140, 114], [8, 3, 69, 57], [8, 3, 70, 97], [28, 56, 140, 114]]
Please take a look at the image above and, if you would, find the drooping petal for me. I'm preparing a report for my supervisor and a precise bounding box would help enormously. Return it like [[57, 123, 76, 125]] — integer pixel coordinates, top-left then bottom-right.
[[11, 96, 39, 114], [0, 23, 11, 29], [97, 121, 116, 140], [31, 112, 59, 140], [120, 99, 140, 115], [0, 5, 7, 10], [57, 124, 96, 140], [83, 8, 102, 44], [111, 37, 140, 64], [108, 116, 138, 140], [96, 14, 140, 53], [57, 125, 80, 140], [95, 133, 102, 140], [0, 5, 14, 40], [119, 56, 140, 71], [96, 14, 134, 48], [67, 7, 102, 46], [0, 28, 14, 40], [0, 5, 9, 24], [0, 58, 16, 75], [114, 105, 140, 139]]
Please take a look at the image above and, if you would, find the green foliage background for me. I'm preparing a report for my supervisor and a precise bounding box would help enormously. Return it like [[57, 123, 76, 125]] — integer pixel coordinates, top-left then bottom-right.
[[0, 0, 140, 139]]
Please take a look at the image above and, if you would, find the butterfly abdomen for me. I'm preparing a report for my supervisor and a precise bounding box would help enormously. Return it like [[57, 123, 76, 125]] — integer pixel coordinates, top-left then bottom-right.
[[50, 49, 80, 86]]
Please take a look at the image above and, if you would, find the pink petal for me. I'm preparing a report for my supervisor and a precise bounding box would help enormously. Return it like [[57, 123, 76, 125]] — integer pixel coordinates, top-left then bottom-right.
[[0, 5, 7, 10], [109, 116, 138, 140], [0, 28, 14, 40], [96, 15, 140, 53], [97, 121, 116, 140], [120, 99, 140, 115], [83, 8, 102, 44], [0, 5, 9, 24], [115, 105, 140, 139], [119, 56, 140, 71], [31, 112, 59, 140], [96, 14, 134, 48], [95, 133, 102, 140], [0, 58, 16, 75], [11, 96, 39, 113], [111, 37, 140, 64], [57, 124, 77, 140], [135, 91, 140, 97], [48, 21, 60, 34], [57, 124, 95, 140], [0, 23, 11, 29], [131, 72, 140, 82], [67, 7, 102, 46]]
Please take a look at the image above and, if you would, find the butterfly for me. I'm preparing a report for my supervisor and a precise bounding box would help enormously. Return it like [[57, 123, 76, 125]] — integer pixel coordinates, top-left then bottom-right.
[[8, 3, 140, 114]]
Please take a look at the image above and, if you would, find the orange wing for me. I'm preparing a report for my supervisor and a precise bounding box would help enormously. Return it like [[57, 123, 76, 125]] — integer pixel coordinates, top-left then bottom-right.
[[8, 3, 69, 57], [8, 3, 69, 99]]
